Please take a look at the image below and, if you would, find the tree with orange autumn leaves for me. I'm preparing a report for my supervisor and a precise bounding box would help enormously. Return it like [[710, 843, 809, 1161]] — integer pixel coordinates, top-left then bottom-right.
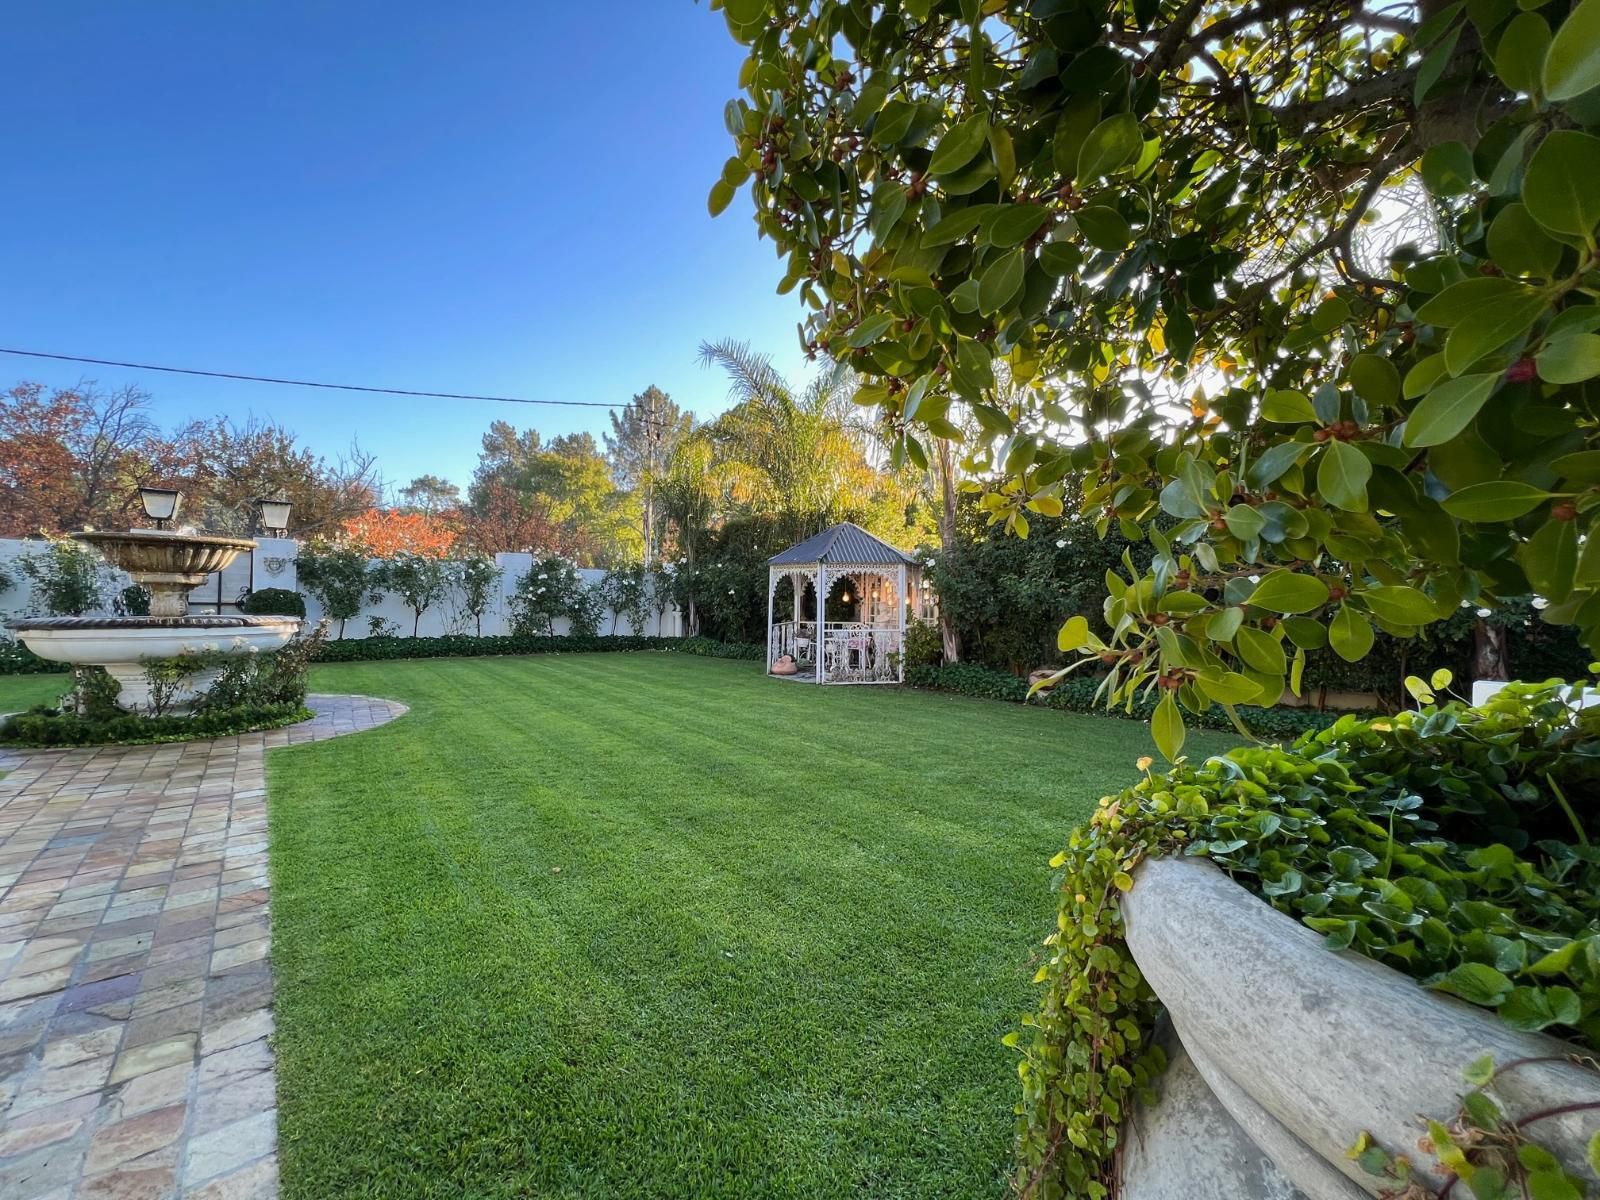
[[339, 507, 459, 557]]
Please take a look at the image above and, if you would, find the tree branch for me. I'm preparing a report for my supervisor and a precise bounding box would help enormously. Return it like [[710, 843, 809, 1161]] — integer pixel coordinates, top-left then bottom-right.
[[1258, 148, 1409, 290]]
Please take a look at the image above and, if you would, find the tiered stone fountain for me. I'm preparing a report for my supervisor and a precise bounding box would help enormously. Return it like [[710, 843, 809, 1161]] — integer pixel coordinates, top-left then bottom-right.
[[7, 528, 300, 712]]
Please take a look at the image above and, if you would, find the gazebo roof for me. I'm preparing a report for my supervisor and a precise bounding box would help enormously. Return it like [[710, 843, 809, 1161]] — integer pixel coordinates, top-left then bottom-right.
[[768, 522, 919, 568]]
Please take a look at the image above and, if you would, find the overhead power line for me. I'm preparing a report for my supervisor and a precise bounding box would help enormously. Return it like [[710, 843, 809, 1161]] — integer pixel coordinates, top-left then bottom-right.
[[0, 346, 630, 411]]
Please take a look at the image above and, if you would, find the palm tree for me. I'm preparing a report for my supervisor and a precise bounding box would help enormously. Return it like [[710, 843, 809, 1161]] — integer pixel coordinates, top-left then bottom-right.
[[656, 433, 719, 633], [696, 339, 887, 543]]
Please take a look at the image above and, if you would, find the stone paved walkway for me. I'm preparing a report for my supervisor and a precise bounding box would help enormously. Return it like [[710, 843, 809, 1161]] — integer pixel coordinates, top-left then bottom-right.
[[0, 694, 406, 1200]]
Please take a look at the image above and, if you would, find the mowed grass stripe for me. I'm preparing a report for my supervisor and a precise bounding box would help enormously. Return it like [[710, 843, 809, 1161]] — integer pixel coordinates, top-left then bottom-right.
[[266, 654, 1232, 1199]]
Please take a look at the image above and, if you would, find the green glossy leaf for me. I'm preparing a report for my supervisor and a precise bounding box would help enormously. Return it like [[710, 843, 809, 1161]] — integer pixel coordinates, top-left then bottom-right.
[[707, 179, 736, 217], [1441, 480, 1555, 520], [1197, 670, 1263, 705], [1416, 277, 1529, 326], [1248, 571, 1331, 614], [1495, 10, 1552, 92], [1486, 203, 1563, 278], [1416, 23, 1462, 103], [1537, 333, 1600, 383], [951, 338, 994, 398], [1077, 112, 1141, 180], [1057, 614, 1090, 653], [1518, 515, 1579, 602], [923, 204, 999, 247], [1223, 504, 1265, 540], [1319, 440, 1371, 512], [869, 182, 908, 244], [1074, 205, 1133, 251], [1420, 141, 1477, 195], [928, 111, 991, 175], [1235, 625, 1287, 674], [1052, 93, 1100, 177], [1523, 130, 1600, 237], [1403, 373, 1499, 447], [1444, 287, 1549, 374], [1349, 354, 1400, 406], [1403, 353, 1450, 400], [1261, 389, 1318, 424], [1361, 585, 1439, 625], [1152, 690, 1185, 761], [1311, 296, 1351, 333], [1330, 604, 1375, 662], [1431, 961, 1514, 1005], [1247, 441, 1308, 488], [984, 204, 1051, 248], [1544, 0, 1600, 99], [848, 313, 896, 348], [977, 249, 1026, 314]]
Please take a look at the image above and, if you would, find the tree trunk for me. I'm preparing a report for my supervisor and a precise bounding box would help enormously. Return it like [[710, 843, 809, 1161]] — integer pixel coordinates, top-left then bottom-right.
[[1473, 617, 1510, 682], [643, 484, 654, 568], [935, 439, 963, 664]]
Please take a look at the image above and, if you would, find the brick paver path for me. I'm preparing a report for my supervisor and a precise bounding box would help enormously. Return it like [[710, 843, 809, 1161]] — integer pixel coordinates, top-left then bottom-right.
[[0, 694, 406, 1200]]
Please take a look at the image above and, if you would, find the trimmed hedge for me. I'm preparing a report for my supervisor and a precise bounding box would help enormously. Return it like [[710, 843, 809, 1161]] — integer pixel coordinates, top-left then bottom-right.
[[311, 633, 765, 664], [0, 641, 67, 676], [2, 632, 765, 678], [0, 702, 314, 748], [241, 587, 307, 618], [904, 661, 1351, 740]]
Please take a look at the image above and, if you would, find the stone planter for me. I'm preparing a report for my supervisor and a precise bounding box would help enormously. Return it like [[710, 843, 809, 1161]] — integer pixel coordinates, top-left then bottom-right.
[[1117, 857, 1600, 1199]]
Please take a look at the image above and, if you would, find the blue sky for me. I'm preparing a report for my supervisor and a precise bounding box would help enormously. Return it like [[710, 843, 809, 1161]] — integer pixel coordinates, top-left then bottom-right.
[[0, 2, 808, 494]]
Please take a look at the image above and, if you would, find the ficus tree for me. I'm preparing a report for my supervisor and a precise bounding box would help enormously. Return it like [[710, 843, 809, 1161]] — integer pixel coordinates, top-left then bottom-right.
[[371, 552, 450, 637], [452, 554, 502, 636], [711, 0, 1600, 757], [296, 543, 373, 639]]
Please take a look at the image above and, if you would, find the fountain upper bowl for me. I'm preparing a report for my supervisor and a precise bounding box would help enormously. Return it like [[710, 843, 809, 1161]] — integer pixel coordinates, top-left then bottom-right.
[[72, 529, 257, 581]]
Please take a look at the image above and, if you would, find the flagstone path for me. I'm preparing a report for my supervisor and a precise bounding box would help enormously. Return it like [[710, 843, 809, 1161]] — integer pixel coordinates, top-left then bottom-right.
[[0, 694, 406, 1200]]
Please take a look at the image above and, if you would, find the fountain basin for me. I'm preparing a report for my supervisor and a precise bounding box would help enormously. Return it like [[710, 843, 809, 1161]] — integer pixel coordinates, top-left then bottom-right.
[[8, 616, 300, 711]]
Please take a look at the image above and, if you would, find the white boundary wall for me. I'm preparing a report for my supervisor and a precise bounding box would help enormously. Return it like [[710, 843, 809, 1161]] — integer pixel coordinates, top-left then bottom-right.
[[0, 538, 685, 641]]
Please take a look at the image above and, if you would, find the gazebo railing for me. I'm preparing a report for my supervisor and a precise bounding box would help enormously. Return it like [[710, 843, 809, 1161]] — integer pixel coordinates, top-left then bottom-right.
[[771, 619, 819, 665], [819, 622, 902, 684]]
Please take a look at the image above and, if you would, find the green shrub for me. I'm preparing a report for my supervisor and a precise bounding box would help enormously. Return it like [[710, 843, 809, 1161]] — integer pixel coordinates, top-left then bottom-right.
[[310, 632, 762, 664], [2, 626, 326, 745], [241, 587, 307, 617], [901, 617, 943, 669], [510, 555, 601, 638], [1015, 680, 1598, 1198], [114, 584, 151, 616], [16, 537, 108, 616], [0, 640, 67, 676], [905, 661, 1346, 739], [296, 543, 373, 638], [0, 702, 312, 748], [672, 636, 763, 660]]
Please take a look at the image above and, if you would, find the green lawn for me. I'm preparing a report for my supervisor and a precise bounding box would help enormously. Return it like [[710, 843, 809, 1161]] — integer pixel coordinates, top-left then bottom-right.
[[267, 654, 1234, 1199], [0, 672, 69, 713]]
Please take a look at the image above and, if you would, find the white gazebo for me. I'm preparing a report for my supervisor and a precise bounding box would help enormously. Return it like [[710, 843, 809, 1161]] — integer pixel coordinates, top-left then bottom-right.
[[765, 522, 924, 684]]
